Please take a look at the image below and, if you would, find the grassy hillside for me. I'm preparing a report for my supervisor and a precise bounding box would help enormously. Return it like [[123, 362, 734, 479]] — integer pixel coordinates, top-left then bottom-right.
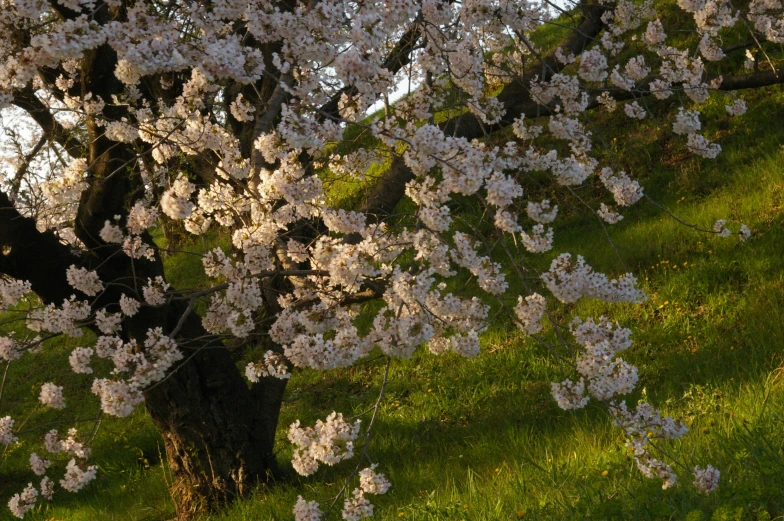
[[4, 68, 784, 521]]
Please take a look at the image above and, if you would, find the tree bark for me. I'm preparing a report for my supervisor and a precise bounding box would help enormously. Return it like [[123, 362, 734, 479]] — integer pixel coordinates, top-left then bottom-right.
[[142, 313, 283, 518]]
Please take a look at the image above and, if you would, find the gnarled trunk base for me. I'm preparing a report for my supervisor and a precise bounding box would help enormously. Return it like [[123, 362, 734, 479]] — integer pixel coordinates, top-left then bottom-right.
[[144, 341, 286, 519]]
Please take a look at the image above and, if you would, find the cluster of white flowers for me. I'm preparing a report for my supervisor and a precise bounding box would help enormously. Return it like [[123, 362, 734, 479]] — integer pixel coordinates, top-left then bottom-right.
[[513, 293, 547, 335], [624, 101, 647, 120], [288, 412, 361, 477], [41, 159, 88, 205], [673, 108, 702, 136], [65, 266, 103, 297], [342, 489, 374, 521], [91, 379, 144, 418], [0, 336, 20, 361], [99, 220, 124, 244], [294, 496, 323, 521], [541, 254, 646, 304], [161, 175, 196, 220], [119, 294, 140, 316], [95, 310, 122, 335], [7, 483, 37, 519], [692, 465, 720, 493], [551, 317, 639, 408], [60, 458, 97, 492], [245, 351, 290, 382], [45, 428, 91, 458], [0, 279, 31, 309], [27, 297, 90, 338], [598, 203, 624, 224], [599, 168, 644, 207], [0, 416, 17, 445], [229, 94, 255, 122], [725, 99, 747, 116], [687, 133, 722, 159], [27, 454, 49, 479], [358, 465, 391, 495], [39, 383, 65, 409], [68, 347, 93, 374], [451, 232, 508, 295], [610, 401, 690, 489], [142, 277, 170, 306], [526, 200, 558, 224], [578, 49, 609, 82], [521, 224, 554, 253]]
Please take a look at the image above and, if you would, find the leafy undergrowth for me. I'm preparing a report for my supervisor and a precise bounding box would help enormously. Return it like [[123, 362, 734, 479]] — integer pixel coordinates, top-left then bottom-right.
[[5, 85, 784, 521]]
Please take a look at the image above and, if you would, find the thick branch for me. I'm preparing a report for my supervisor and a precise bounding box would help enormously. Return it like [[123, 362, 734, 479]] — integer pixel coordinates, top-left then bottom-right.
[[12, 88, 84, 159], [0, 190, 81, 304], [440, 3, 608, 139], [716, 68, 784, 90]]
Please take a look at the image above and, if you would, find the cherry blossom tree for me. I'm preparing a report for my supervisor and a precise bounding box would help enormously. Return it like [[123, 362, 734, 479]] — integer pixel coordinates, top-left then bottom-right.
[[0, 0, 779, 517]]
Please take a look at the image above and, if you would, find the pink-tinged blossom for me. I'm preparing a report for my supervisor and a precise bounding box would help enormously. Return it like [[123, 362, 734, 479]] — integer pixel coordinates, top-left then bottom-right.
[[288, 412, 360, 476], [40, 477, 54, 500], [673, 108, 702, 136], [0, 416, 17, 445], [624, 101, 647, 120], [126, 202, 159, 235], [598, 203, 624, 224], [739, 224, 752, 241], [95, 310, 122, 335], [294, 496, 323, 521], [142, 277, 170, 306], [725, 99, 747, 116], [645, 19, 667, 44], [245, 351, 290, 382], [8, 483, 37, 519], [91, 379, 144, 417], [39, 383, 65, 409], [542, 254, 646, 304], [68, 347, 93, 374], [527, 200, 558, 223], [599, 168, 643, 206], [521, 224, 554, 253], [29, 453, 50, 476], [551, 379, 590, 410], [119, 295, 140, 316], [0, 337, 20, 361], [713, 219, 732, 237], [359, 465, 391, 495], [514, 293, 546, 335], [65, 266, 103, 296], [160, 175, 195, 220], [0, 279, 31, 308], [687, 134, 721, 158], [693, 465, 720, 493], [342, 489, 374, 521], [596, 92, 618, 112], [578, 49, 609, 82], [44, 430, 62, 454], [60, 459, 97, 492]]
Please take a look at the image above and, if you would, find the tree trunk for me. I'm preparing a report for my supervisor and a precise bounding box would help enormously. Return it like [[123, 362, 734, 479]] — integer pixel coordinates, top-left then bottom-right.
[[143, 328, 285, 518]]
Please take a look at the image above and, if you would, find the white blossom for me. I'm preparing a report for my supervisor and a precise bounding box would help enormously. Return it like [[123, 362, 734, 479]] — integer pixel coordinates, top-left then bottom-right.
[[39, 383, 65, 409], [692, 465, 720, 493]]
